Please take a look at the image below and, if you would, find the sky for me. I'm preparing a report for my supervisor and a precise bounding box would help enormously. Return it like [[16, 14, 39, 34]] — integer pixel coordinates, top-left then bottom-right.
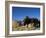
[[12, 7, 40, 21]]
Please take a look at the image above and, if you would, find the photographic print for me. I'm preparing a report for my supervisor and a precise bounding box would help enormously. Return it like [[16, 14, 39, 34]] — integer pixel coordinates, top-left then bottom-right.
[[12, 7, 40, 31], [5, 1, 45, 37]]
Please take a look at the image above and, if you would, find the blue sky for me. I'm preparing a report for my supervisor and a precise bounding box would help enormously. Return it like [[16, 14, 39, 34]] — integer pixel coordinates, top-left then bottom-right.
[[12, 7, 40, 21]]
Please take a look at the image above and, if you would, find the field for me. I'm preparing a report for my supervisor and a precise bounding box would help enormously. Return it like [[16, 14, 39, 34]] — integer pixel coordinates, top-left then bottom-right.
[[12, 18, 40, 31]]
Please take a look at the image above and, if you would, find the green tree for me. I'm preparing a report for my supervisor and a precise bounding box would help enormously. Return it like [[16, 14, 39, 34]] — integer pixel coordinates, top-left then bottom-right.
[[33, 18, 40, 29], [23, 16, 30, 27]]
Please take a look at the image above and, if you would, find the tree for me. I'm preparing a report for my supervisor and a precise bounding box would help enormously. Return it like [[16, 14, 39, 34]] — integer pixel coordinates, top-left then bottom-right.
[[18, 21, 22, 26], [23, 16, 40, 28], [33, 18, 40, 29], [23, 16, 30, 27]]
